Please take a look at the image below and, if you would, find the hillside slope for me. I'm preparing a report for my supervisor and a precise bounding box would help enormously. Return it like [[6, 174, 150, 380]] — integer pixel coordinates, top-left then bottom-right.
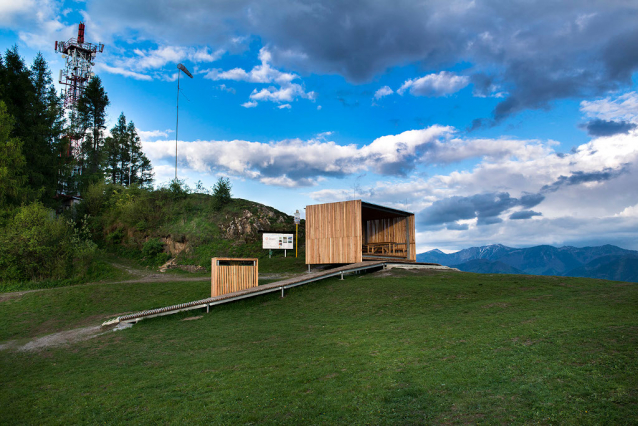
[[452, 259, 525, 274], [77, 182, 304, 271], [565, 254, 638, 282]]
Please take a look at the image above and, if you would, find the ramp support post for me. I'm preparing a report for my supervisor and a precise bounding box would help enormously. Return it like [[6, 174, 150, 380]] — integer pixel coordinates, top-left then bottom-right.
[[340, 272, 344, 280], [281, 287, 285, 298]]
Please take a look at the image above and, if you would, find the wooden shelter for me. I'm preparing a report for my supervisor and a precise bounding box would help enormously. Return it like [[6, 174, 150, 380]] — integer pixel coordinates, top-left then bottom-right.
[[305, 200, 416, 265], [211, 258, 258, 297]]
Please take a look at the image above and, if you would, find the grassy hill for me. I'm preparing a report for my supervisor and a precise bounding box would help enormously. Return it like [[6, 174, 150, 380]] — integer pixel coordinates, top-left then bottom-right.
[[0, 182, 307, 293], [1, 268, 636, 424], [77, 182, 304, 270]]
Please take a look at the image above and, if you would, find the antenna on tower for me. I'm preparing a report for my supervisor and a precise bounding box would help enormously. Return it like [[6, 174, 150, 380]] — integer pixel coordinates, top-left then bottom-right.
[[54, 22, 104, 159]]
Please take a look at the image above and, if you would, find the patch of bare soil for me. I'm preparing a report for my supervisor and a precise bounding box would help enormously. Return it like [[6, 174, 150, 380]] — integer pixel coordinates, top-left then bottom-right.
[[181, 315, 203, 321], [10, 325, 105, 352]]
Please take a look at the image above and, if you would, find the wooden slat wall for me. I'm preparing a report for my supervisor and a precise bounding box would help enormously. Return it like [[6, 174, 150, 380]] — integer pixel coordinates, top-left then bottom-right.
[[305, 200, 362, 264], [365, 214, 416, 262], [366, 217, 408, 244], [408, 214, 416, 261], [211, 258, 259, 297]]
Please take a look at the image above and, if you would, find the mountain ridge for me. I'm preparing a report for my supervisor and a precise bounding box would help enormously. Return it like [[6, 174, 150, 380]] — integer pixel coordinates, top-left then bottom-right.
[[418, 244, 638, 282]]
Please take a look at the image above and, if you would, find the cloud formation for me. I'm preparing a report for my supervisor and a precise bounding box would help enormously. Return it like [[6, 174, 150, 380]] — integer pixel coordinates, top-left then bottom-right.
[[141, 125, 556, 187], [398, 72, 469, 97], [580, 92, 638, 123], [540, 166, 630, 193], [205, 47, 315, 106], [86, 0, 638, 122], [510, 210, 542, 220], [581, 119, 637, 137], [420, 192, 544, 228], [374, 86, 393, 99]]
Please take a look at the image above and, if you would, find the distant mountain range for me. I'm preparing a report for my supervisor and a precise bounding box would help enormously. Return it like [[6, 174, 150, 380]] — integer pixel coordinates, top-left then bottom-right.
[[417, 244, 638, 282]]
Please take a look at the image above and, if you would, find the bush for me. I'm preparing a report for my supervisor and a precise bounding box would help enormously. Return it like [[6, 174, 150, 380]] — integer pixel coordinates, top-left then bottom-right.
[[0, 203, 97, 282], [142, 238, 165, 258]]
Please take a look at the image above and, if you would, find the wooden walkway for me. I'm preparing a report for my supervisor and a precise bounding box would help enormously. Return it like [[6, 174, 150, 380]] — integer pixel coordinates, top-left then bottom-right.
[[103, 261, 437, 326]]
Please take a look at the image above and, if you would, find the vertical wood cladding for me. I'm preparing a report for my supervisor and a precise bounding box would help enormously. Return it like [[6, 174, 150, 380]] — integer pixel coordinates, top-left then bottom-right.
[[408, 214, 416, 261], [306, 200, 362, 264], [211, 258, 259, 297], [306, 201, 416, 264]]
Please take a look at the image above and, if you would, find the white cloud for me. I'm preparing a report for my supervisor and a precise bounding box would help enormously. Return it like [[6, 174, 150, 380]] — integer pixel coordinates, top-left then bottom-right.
[[398, 71, 470, 97], [137, 129, 172, 141], [140, 125, 568, 188], [205, 47, 297, 85], [308, 129, 638, 251], [205, 47, 315, 106], [129, 45, 223, 70], [616, 204, 638, 218], [374, 86, 394, 99], [241, 101, 258, 108], [0, 0, 37, 23], [278, 104, 292, 109], [249, 84, 315, 103], [94, 63, 153, 81], [217, 84, 236, 94], [580, 92, 638, 123], [2, 0, 76, 50]]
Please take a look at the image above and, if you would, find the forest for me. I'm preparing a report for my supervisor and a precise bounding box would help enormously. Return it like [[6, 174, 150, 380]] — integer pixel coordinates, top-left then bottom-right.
[[0, 46, 154, 284]]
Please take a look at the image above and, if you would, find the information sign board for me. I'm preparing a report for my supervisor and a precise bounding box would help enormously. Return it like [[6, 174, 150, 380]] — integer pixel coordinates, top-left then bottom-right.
[[262, 233, 294, 249]]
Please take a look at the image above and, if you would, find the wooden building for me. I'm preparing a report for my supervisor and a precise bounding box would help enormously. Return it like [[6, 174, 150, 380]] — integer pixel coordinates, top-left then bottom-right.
[[305, 200, 416, 265]]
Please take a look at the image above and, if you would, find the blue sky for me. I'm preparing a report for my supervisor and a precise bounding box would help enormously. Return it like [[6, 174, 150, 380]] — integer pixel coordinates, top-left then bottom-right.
[[2, 0, 638, 252]]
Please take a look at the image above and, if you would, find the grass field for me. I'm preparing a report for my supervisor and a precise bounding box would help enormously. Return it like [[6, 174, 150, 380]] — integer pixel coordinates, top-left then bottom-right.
[[1, 268, 637, 424]]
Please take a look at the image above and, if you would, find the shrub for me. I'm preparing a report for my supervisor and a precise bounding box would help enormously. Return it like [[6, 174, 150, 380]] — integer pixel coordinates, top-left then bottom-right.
[[0, 203, 97, 282], [142, 238, 165, 259]]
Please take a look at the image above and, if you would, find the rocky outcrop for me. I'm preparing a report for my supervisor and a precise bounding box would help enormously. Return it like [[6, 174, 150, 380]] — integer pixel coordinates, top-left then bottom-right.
[[225, 209, 286, 240], [161, 236, 189, 256]]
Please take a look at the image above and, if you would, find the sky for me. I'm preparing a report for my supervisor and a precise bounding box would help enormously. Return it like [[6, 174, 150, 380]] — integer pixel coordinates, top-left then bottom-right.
[[2, 0, 638, 253]]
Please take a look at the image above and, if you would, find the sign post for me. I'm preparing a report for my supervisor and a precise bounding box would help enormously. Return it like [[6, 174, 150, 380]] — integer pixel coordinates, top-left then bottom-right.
[[294, 210, 301, 258]]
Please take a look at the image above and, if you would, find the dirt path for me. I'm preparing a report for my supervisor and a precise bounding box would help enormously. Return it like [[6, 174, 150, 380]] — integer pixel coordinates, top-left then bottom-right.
[[0, 263, 212, 304], [0, 262, 302, 351]]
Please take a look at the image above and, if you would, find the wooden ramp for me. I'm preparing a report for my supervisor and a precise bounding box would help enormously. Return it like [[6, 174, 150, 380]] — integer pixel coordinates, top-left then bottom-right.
[[103, 261, 438, 326]]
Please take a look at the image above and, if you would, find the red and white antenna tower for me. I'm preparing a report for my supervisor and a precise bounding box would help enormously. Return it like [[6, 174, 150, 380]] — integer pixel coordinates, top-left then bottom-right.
[[54, 22, 104, 157]]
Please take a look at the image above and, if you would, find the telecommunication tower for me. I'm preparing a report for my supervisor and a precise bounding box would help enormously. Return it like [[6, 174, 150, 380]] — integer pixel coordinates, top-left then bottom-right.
[[54, 22, 104, 157]]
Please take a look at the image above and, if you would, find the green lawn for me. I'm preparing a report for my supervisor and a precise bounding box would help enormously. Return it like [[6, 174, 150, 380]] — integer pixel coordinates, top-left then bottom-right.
[[1, 269, 636, 424]]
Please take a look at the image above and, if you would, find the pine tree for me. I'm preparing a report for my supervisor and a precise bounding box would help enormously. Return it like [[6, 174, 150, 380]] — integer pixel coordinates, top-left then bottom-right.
[[77, 76, 109, 181], [104, 114, 154, 187], [0, 101, 29, 212], [126, 120, 154, 187], [104, 113, 127, 185], [30, 53, 65, 200], [0, 47, 63, 204]]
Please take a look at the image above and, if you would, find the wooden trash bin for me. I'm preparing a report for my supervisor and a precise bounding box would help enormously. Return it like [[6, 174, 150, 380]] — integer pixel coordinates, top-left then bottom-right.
[[211, 258, 259, 297]]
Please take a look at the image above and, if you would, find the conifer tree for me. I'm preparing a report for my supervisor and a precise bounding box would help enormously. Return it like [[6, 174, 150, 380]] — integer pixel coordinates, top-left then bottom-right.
[[104, 113, 154, 187], [126, 120, 154, 187], [0, 47, 63, 204], [77, 76, 109, 181], [104, 113, 127, 185], [29, 53, 65, 200], [0, 101, 29, 212]]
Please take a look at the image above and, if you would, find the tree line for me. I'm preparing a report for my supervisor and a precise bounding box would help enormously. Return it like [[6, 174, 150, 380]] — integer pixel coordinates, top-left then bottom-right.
[[0, 45, 153, 217], [0, 46, 154, 284]]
